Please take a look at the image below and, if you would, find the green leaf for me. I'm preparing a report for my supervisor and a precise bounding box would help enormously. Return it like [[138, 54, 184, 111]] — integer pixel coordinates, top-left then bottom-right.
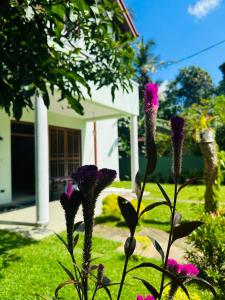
[[148, 237, 164, 262], [139, 201, 169, 218], [156, 183, 172, 209], [124, 237, 136, 257], [117, 196, 138, 235], [133, 277, 159, 299], [172, 221, 204, 243]]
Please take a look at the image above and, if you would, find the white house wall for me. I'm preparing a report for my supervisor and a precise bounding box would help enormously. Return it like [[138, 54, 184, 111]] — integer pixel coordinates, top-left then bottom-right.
[[96, 119, 119, 177], [0, 112, 12, 204]]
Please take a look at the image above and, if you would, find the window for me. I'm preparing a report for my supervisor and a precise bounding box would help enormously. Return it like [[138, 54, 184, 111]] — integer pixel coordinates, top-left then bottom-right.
[[49, 126, 81, 178]]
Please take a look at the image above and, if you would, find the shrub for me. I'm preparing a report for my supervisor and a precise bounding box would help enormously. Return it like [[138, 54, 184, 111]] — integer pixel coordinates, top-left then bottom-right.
[[162, 286, 201, 300], [186, 209, 225, 295], [102, 194, 146, 221]]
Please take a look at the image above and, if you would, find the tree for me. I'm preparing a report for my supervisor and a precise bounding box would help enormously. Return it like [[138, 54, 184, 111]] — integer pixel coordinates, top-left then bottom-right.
[[183, 96, 225, 213], [0, 0, 136, 120], [118, 38, 160, 157], [160, 66, 214, 119], [216, 62, 225, 96]]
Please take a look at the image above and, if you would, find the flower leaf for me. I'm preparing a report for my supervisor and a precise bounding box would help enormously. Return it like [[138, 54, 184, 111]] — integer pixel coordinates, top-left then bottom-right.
[[173, 212, 182, 226], [73, 233, 79, 249], [172, 221, 204, 243], [139, 201, 169, 218], [54, 232, 68, 250], [148, 236, 165, 262], [74, 221, 83, 232], [156, 183, 172, 210], [177, 177, 203, 193], [180, 276, 216, 297], [135, 171, 142, 200], [133, 277, 159, 299], [117, 196, 138, 235], [124, 237, 136, 257], [55, 279, 79, 298], [57, 261, 75, 281]]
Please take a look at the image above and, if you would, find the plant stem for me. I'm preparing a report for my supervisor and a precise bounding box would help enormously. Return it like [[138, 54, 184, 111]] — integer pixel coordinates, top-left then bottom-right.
[[159, 176, 178, 299], [116, 169, 148, 300]]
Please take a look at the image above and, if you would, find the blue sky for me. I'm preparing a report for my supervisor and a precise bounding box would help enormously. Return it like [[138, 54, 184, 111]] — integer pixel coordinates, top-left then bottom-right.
[[126, 0, 225, 85]]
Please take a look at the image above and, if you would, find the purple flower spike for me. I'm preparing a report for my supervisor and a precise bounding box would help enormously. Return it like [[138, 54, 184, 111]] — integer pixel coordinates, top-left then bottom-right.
[[170, 116, 185, 177], [95, 168, 117, 197], [137, 296, 144, 300], [167, 258, 179, 274], [72, 165, 98, 194], [144, 83, 159, 112]]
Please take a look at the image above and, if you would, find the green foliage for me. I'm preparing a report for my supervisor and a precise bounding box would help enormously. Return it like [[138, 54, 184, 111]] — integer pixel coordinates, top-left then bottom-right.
[[160, 66, 214, 118], [0, 0, 135, 119], [101, 193, 146, 222], [186, 210, 225, 295]]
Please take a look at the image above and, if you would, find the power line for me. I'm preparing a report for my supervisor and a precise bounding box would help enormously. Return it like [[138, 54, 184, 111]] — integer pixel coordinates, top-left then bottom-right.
[[163, 38, 225, 67]]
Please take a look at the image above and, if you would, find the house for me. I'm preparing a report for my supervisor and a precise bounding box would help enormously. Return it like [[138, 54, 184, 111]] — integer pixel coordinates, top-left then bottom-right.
[[0, 0, 139, 225]]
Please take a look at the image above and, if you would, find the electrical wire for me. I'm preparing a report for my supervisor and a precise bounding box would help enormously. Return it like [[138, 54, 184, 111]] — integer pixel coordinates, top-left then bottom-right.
[[163, 38, 225, 67]]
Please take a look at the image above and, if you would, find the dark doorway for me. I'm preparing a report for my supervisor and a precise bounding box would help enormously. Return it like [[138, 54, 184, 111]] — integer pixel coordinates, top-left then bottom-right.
[[11, 121, 35, 201]]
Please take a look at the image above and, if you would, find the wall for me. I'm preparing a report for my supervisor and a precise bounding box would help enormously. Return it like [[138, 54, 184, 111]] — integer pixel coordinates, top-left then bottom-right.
[[96, 118, 119, 176], [0, 112, 11, 204], [119, 155, 204, 182]]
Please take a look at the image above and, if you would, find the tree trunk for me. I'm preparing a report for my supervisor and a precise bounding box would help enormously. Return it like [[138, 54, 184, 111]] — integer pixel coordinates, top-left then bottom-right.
[[199, 142, 218, 213]]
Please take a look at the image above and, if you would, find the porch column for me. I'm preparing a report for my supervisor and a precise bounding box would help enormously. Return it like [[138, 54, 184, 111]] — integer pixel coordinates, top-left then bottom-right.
[[130, 115, 139, 192], [35, 93, 49, 225]]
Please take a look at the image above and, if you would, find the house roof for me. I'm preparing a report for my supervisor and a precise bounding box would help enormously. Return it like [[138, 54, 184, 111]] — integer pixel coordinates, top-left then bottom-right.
[[116, 0, 139, 37]]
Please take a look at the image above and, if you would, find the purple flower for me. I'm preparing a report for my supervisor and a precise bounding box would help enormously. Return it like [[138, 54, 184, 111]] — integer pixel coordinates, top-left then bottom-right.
[[95, 168, 117, 197], [144, 83, 159, 174], [144, 83, 159, 112], [137, 295, 155, 300], [167, 258, 179, 274], [72, 165, 98, 194], [170, 116, 185, 177]]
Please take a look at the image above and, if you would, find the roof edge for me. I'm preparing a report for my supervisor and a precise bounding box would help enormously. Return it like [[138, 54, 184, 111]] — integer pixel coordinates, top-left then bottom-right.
[[116, 0, 139, 37]]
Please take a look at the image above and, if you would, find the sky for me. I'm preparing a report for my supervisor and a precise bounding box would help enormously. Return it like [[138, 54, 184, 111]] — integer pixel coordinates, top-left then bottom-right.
[[125, 0, 225, 85]]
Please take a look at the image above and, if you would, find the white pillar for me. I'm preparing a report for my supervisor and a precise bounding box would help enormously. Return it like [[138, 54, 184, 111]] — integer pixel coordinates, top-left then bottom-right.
[[35, 93, 49, 225], [130, 115, 139, 192]]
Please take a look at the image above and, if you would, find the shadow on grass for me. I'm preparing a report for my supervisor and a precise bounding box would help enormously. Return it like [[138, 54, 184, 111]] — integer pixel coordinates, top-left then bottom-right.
[[0, 230, 36, 272], [95, 215, 121, 224]]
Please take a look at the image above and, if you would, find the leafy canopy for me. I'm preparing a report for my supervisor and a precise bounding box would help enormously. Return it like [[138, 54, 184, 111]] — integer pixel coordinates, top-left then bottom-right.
[[0, 0, 136, 119]]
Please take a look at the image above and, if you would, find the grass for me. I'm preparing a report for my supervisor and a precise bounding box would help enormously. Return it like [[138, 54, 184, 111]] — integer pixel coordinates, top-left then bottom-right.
[[0, 230, 213, 300], [95, 201, 204, 232], [111, 181, 225, 203]]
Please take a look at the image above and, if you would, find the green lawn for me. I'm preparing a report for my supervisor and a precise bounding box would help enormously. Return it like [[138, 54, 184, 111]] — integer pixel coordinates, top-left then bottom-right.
[[0, 231, 213, 300], [111, 181, 225, 202], [96, 201, 204, 232]]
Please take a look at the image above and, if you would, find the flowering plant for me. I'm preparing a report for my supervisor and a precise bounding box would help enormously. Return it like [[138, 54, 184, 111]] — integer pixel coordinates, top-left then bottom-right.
[[44, 83, 216, 300]]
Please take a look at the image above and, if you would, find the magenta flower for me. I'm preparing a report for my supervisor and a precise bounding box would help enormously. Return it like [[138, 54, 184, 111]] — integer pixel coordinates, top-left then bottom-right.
[[144, 83, 159, 174], [178, 263, 200, 276], [144, 83, 159, 112], [170, 116, 185, 177], [136, 295, 155, 300], [167, 258, 179, 274], [66, 180, 73, 198]]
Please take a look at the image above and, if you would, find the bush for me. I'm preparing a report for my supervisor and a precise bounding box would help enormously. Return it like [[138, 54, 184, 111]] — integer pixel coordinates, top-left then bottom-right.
[[186, 209, 225, 296], [102, 193, 146, 222]]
